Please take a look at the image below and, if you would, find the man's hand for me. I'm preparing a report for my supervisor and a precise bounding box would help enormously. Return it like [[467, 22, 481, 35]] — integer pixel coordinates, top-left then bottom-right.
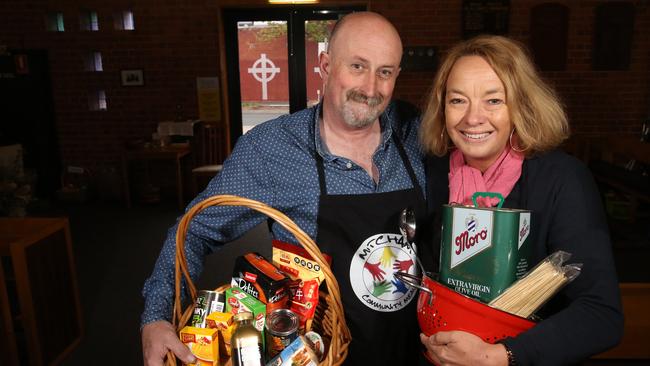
[[420, 331, 508, 366], [142, 320, 196, 366]]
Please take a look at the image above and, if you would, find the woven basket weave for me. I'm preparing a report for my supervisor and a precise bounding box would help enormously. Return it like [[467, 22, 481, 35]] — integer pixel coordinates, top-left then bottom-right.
[[167, 195, 351, 366]]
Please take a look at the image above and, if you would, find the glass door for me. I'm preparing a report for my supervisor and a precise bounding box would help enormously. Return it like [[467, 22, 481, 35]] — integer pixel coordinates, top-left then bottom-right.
[[223, 6, 364, 146], [303, 17, 338, 107], [236, 19, 290, 135]]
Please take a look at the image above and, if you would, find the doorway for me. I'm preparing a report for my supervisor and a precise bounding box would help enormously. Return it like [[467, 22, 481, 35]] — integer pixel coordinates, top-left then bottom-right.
[[0, 50, 60, 199], [222, 6, 365, 145]]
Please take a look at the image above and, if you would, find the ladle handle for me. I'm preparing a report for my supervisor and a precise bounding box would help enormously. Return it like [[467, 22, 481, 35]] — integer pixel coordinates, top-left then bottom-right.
[[394, 271, 434, 307]]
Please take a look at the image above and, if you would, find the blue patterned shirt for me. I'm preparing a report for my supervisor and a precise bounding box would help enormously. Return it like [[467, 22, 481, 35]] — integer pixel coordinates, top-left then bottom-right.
[[141, 101, 425, 325]]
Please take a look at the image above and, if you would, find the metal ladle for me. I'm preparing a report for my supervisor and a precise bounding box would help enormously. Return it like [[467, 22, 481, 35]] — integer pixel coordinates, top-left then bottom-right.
[[399, 207, 426, 275]]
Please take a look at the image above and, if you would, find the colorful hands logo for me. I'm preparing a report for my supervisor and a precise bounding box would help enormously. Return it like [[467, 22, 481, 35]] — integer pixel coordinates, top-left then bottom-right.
[[350, 233, 419, 312]]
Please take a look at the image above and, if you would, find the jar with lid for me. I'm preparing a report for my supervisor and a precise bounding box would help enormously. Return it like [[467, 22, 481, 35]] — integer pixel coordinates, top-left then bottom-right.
[[231, 312, 264, 366]]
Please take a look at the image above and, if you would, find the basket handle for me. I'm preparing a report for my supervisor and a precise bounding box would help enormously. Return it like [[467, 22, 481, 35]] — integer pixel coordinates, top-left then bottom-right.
[[168, 195, 351, 365]]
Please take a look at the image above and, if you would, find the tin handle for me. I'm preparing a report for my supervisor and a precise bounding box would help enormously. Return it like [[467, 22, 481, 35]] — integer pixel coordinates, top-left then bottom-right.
[[472, 192, 504, 208], [393, 271, 434, 307]]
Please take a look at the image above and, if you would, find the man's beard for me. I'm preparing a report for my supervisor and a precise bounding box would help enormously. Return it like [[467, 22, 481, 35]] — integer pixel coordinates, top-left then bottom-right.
[[341, 89, 385, 128]]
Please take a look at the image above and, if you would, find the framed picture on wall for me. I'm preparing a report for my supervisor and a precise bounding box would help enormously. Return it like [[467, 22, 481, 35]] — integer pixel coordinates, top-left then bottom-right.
[[120, 69, 144, 86]]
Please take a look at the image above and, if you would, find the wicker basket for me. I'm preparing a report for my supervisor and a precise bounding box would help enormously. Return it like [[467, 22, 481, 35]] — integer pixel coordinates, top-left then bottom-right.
[[166, 195, 351, 366]]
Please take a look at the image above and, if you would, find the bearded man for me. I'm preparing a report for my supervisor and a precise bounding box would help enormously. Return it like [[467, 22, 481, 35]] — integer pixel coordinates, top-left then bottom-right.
[[141, 11, 429, 366]]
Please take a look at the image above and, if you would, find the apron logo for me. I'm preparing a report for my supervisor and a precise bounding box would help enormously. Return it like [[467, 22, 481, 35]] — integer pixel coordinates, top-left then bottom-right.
[[349, 233, 418, 312], [450, 210, 493, 269]]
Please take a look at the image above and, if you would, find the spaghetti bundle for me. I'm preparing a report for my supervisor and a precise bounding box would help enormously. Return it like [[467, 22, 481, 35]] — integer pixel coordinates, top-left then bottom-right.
[[489, 251, 581, 318]]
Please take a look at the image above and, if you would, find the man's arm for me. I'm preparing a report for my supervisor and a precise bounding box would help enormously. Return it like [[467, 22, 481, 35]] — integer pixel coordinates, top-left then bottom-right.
[[141, 131, 276, 365]]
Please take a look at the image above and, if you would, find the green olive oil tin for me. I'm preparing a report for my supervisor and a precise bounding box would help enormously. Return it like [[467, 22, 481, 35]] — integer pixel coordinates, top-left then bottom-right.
[[439, 192, 532, 303]]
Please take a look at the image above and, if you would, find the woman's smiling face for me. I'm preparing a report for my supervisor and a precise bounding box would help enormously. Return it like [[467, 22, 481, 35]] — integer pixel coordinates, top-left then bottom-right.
[[444, 55, 513, 172]]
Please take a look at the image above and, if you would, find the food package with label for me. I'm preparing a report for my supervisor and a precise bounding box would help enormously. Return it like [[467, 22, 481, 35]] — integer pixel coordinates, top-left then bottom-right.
[[231, 252, 290, 312], [225, 286, 267, 333], [439, 192, 533, 303], [271, 240, 331, 284], [272, 240, 332, 331], [179, 326, 219, 366], [265, 335, 319, 366], [191, 290, 226, 328], [206, 311, 235, 357]]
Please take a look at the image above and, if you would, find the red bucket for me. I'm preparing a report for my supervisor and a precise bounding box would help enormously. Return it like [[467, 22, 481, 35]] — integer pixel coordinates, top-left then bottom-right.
[[395, 272, 535, 343]]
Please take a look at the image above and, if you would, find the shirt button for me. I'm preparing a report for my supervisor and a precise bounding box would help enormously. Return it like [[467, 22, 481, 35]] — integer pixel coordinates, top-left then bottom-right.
[[346, 162, 353, 169]]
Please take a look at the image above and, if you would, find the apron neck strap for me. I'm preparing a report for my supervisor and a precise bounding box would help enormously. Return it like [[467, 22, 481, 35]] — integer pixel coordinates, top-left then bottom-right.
[[315, 127, 422, 196], [392, 128, 423, 194]]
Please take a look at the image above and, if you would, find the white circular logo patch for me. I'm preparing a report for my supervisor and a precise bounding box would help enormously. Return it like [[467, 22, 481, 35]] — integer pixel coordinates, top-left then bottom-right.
[[349, 233, 419, 312]]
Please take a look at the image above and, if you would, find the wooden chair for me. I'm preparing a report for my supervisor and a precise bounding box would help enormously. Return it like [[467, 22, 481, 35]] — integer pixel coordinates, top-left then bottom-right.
[[191, 122, 224, 196]]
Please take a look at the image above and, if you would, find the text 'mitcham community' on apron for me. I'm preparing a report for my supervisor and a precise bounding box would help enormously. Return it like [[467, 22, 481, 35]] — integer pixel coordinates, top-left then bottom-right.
[[315, 129, 428, 365]]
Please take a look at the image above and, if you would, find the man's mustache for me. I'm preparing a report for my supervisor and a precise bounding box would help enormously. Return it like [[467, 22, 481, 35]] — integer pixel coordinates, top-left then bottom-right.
[[346, 90, 384, 107]]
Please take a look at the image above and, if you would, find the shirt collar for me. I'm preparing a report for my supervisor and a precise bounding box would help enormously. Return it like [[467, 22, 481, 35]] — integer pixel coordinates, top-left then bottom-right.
[[313, 101, 394, 162]]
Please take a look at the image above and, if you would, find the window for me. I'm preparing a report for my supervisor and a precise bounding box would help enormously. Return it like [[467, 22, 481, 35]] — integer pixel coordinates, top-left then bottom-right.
[[80, 10, 99, 31], [114, 10, 135, 30], [593, 2, 635, 70], [89, 90, 107, 111], [46, 12, 65, 32], [530, 3, 568, 71], [223, 7, 361, 143], [84, 51, 103, 72]]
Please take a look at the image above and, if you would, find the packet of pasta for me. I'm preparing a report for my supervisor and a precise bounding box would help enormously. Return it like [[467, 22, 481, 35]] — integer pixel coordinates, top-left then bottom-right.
[[489, 250, 582, 318]]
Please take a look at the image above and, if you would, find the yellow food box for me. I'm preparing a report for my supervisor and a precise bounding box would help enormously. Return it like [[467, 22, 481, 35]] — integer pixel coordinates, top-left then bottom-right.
[[206, 311, 234, 357], [179, 326, 219, 366]]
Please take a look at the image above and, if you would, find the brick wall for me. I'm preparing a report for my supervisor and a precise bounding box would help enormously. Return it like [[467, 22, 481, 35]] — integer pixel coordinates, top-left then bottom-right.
[[375, 0, 650, 136], [1, 0, 648, 171]]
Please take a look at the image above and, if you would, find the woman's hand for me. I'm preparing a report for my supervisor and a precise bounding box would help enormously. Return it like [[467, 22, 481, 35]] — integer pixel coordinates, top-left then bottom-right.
[[420, 331, 508, 366]]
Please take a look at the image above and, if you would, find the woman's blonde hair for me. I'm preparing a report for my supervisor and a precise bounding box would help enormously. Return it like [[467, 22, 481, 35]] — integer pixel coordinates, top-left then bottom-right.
[[420, 35, 569, 156]]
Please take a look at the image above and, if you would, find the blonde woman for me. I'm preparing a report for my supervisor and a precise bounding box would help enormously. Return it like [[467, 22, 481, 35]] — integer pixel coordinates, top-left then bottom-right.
[[420, 36, 623, 365]]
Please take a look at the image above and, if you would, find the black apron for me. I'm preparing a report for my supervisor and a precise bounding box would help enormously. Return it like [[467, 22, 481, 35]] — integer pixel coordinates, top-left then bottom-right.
[[315, 129, 428, 365]]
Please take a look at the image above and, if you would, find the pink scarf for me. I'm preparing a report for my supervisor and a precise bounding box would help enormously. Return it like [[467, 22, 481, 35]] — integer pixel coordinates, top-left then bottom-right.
[[448, 148, 524, 207]]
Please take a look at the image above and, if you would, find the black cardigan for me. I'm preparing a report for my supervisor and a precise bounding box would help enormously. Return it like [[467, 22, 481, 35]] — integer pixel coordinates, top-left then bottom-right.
[[424, 150, 624, 365]]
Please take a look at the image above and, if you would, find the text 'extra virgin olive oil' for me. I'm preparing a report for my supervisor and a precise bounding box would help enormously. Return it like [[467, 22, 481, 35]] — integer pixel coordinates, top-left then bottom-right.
[[231, 312, 264, 366]]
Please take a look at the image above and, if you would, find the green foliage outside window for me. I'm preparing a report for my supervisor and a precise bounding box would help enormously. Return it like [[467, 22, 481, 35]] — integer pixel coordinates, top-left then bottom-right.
[[255, 20, 334, 43]]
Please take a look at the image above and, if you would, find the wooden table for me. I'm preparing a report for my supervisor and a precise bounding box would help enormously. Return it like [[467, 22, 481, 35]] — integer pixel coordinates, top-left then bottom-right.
[[0, 217, 82, 365], [0, 257, 19, 366], [121, 145, 191, 210]]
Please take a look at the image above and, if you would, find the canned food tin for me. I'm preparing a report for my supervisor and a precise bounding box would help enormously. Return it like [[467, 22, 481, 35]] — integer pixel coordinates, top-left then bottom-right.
[[439, 192, 532, 303], [303, 331, 324, 361], [265, 309, 299, 359], [191, 290, 226, 328]]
